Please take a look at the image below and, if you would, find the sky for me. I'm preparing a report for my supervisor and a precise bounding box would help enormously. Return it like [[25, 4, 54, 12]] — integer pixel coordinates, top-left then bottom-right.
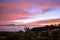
[[0, 0, 60, 25]]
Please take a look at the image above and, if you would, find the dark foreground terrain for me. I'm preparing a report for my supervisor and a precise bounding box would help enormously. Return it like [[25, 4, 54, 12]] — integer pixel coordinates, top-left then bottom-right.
[[0, 24, 60, 40]]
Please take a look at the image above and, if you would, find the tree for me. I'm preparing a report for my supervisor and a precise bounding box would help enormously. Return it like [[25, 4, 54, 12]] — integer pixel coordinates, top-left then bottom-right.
[[49, 29, 60, 40]]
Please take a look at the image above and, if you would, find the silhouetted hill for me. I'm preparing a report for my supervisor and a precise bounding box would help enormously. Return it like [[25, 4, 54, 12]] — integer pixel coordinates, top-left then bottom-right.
[[31, 25, 60, 33]]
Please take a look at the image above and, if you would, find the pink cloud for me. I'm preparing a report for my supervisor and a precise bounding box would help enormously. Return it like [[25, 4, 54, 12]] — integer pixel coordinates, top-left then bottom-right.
[[0, 1, 60, 24]]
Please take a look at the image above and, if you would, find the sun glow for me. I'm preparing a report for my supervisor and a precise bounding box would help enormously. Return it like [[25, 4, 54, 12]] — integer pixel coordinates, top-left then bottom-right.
[[13, 19, 38, 24]]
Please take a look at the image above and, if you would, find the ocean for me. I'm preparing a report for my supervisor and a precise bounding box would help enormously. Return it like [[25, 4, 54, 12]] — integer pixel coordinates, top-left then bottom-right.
[[0, 25, 41, 32]]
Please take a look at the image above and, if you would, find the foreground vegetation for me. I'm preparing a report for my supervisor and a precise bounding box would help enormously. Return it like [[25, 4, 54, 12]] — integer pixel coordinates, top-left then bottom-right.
[[0, 24, 60, 40]]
